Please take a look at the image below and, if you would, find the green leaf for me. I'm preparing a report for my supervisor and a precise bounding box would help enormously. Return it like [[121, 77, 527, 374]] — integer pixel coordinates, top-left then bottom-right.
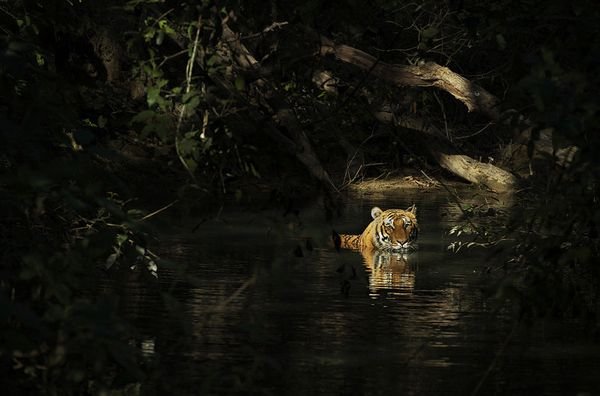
[[144, 27, 156, 42], [116, 233, 128, 246], [156, 78, 169, 89], [154, 116, 173, 141], [147, 86, 161, 107], [131, 110, 155, 124], [186, 95, 201, 111], [182, 90, 198, 103], [235, 75, 245, 91], [158, 19, 176, 35], [185, 158, 198, 173], [206, 55, 220, 66], [283, 81, 296, 91], [35, 52, 45, 66]]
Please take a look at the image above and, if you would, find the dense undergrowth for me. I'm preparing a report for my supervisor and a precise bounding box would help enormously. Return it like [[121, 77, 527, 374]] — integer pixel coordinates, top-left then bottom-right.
[[1, 0, 599, 393]]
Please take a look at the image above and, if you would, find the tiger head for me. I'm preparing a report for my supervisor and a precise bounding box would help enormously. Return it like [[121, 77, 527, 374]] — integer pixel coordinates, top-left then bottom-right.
[[336, 205, 419, 252], [361, 205, 419, 252]]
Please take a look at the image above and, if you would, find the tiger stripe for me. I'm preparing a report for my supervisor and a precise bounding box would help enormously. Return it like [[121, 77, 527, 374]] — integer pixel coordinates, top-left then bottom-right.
[[336, 206, 419, 252]]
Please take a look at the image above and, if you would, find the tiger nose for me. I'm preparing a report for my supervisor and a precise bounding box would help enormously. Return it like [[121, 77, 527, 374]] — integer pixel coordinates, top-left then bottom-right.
[[393, 241, 411, 250]]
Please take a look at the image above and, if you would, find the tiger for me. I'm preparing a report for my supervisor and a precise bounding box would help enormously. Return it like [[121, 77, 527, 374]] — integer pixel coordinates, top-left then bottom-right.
[[334, 205, 419, 252]]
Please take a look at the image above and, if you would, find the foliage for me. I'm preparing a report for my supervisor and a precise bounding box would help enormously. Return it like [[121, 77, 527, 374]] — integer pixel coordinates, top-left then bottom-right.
[[446, 201, 509, 253], [124, 1, 265, 189], [1, 0, 600, 392], [0, 164, 154, 393], [500, 0, 600, 321], [1, 2, 155, 393]]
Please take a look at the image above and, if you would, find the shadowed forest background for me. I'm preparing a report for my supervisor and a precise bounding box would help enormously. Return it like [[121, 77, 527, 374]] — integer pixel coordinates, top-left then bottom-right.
[[1, 0, 600, 394]]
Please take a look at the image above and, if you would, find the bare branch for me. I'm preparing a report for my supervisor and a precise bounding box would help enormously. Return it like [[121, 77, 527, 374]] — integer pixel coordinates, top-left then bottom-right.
[[319, 36, 500, 120], [222, 24, 337, 190]]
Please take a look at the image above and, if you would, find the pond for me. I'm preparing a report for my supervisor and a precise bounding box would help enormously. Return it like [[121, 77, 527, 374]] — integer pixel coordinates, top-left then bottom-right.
[[102, 187, 600, 395]]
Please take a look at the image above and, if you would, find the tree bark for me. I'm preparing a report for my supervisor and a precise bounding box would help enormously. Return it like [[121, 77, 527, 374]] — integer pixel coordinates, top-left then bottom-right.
[[315, 37, 515, 190], [319, 36, 500, 120], [170, 19, 516, 191], [318, 36, 578, 178], [373, 110, 517, 191]]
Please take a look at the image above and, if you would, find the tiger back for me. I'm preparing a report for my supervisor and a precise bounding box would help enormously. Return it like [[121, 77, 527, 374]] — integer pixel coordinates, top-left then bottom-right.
[[337, 205, 419, 252]]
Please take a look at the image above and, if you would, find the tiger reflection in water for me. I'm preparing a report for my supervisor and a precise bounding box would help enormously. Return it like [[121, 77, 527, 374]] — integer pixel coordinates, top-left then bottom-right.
[[334, 206, 419, 293], [366, 250, 415, 293]]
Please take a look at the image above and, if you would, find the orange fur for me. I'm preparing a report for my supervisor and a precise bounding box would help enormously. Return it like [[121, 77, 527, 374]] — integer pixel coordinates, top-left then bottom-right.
[[338, 206, 419, 252]]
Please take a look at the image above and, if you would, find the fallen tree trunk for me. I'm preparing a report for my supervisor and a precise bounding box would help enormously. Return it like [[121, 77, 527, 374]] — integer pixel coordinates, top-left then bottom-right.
[[433, 150, 517, 191], [319, 36, 501, 120], [374, 110, 517, 191], [308, 65, 517, 190], [170, 18, 516, 191], [318, 36, 577, 178], [314, 37, 515, 190]]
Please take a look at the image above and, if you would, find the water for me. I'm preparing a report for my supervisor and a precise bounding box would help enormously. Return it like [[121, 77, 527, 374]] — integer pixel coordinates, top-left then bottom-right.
[[102, 188, 600, 395]]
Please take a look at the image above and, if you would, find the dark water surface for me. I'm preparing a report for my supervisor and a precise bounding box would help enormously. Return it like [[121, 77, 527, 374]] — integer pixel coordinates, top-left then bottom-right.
[[103, 188, 600, 395]]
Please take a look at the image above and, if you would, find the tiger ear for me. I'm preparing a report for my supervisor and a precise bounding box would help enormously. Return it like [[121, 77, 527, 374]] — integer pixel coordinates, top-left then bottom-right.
[[406, 204, 417, 215], [371, 206, 383, 219]]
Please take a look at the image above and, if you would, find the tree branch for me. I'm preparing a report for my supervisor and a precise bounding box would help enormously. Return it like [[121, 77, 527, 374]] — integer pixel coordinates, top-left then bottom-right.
[[374, 110, 517, 191], [319, 36, 500, 120], [223, 24, 336, 190]]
